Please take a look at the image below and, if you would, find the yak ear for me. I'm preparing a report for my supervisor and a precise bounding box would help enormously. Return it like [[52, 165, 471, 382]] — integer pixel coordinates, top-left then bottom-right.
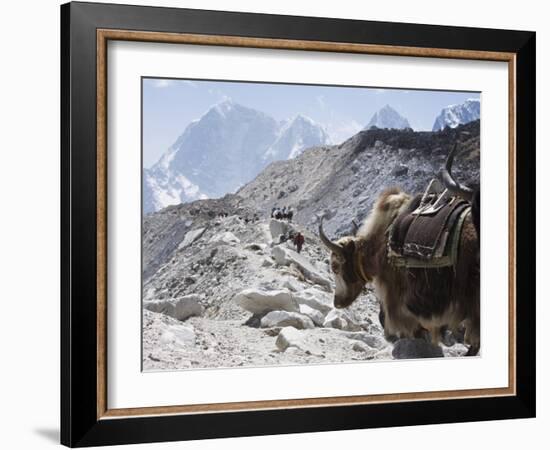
[[343, 239, 357, 264], [341, 239, 358, 283], [340, 237, 355, 253]]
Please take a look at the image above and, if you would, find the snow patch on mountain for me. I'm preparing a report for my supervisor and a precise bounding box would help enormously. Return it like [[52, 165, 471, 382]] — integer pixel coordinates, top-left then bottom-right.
[[432, 98, 480, 131], [143, 167, 208, 214], [264, 114, 331, 161]]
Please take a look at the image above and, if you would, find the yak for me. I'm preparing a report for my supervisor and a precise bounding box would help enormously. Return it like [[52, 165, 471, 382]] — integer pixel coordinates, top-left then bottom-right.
[[319, 146, 480, 356]]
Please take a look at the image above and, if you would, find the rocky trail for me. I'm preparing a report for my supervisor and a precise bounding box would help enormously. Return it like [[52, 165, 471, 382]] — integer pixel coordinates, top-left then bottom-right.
[[142, 205, 468, 371]]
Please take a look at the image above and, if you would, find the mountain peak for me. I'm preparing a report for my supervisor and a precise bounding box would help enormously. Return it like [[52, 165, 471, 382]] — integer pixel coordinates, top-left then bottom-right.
[[293, 113, 310, 121], [432, 98, 480, 131], [289, 114, 316, 127], [264, 114, 330, 161], [211, 98, 236, 116], [365, 105, 411, 130]]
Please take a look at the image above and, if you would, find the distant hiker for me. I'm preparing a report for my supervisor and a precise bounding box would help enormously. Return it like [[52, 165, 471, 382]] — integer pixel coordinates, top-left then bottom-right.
[[293, 232, 305, 254], [287, 207, 294, 223]]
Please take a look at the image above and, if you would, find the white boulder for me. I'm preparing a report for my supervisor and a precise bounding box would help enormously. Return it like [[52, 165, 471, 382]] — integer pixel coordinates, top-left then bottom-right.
[[269, 219, 291, 240], [271, 246, 289, 265], [299, 304, 325, 327], [144, 295, 204, 321], [275, 326, 304, 351], [282, 278, 302, 292], [210, 231, 240, 245], [261, 258, 274, 268], [233, 289, 300, 315], [261, 311, 315, 329], [343, 331, 387, 349], [271, 246, 331, 289], [178, 227, 206, 249], [323, 309, 362, 331], [160, 324, 196, 348], [293, 288, 333, 314]]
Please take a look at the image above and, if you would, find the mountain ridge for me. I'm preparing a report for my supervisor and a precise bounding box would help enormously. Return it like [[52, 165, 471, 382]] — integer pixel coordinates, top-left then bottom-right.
[[432, 98, 480, 131], [143, 100, 330, 214], [238, 120, 480, 236]]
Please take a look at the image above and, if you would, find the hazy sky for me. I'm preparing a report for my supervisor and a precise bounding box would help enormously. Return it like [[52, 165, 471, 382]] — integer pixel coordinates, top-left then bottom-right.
[[142, 78, 480, 168]]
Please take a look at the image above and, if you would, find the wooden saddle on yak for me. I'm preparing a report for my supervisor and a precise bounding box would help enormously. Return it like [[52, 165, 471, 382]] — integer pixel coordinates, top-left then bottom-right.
[[388, 179, 471, 268]]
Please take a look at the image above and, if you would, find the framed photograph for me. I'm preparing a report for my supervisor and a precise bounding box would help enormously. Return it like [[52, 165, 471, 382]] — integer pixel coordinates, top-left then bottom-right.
[[61, 1, 536, 447]]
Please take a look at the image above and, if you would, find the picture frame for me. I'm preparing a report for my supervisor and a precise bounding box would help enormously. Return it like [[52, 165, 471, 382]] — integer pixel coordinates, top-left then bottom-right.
[[60, 1, 536, 447]]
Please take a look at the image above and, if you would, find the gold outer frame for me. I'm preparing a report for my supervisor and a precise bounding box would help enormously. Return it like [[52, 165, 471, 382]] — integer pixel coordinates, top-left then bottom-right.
[[96, 29, 516, 420]]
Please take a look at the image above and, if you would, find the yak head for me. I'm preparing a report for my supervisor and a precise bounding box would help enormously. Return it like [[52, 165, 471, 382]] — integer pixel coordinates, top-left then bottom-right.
[[318, 227, 366, 309], [319, 188, 411, 309]]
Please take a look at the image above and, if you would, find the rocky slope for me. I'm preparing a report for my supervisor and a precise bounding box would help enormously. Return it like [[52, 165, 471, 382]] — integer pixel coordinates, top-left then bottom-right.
[[238, 120, 480, 237], [142, 205, 468, 371]]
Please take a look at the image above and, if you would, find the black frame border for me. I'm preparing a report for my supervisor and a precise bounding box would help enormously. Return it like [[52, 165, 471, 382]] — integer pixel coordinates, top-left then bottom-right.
[[61, 1, 536, 447]]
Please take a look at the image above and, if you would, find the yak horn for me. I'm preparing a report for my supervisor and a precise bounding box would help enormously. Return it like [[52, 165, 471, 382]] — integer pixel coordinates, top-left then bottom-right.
[[319, 217, 344, 256], [438, 143, 474, 201]]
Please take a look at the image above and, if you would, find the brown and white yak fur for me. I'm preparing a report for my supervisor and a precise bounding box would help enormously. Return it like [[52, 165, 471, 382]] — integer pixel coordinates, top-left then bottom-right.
[[326, 187, 480, 356]]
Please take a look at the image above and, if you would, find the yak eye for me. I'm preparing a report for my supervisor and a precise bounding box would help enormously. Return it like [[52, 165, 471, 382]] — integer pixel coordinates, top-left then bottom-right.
[[331, 261, 340, 273]]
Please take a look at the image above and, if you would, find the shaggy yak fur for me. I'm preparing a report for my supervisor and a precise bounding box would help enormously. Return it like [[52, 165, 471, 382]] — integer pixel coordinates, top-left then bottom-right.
[[323, 187, 480, 356]]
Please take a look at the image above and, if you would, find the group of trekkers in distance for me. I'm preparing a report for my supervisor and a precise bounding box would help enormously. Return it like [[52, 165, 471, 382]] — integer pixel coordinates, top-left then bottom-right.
[[271, 205, 304, 253], [271, 206, 294, 222], [217, 211, 259, 224], [217, 205, 303, 253]]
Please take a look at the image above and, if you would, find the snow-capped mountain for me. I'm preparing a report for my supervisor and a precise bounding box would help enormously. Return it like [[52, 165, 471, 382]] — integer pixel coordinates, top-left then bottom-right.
[[143, 101, 330, 214], [432, 98, 480, 131], [264, 115, 331, 162], [365, 105, 411, 130]]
